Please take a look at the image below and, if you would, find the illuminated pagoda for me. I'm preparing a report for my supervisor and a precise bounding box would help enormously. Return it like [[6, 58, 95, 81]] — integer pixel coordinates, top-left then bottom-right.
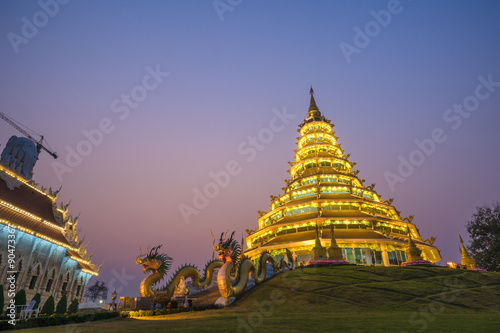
[[0, 136, 101, 309], [244, 88, 441, 266]]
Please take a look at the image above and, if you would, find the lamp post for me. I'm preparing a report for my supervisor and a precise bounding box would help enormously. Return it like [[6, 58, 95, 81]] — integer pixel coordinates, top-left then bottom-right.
[[183, 286, 189, 308], [111, 288, 117, 311]]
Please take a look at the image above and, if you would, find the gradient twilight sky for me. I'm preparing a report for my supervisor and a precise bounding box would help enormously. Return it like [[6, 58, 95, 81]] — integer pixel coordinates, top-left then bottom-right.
[[1, 0, 500, 298]]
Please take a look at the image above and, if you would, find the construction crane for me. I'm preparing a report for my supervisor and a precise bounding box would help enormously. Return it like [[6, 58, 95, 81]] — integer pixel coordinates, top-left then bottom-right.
[[0, 112, 58, 159]]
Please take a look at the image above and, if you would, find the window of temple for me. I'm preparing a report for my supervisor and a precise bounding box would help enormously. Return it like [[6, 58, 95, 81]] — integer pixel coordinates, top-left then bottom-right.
[[46, 270, 55, 292], [338, 177, 349, 184], [388, 251, 402, 265], [373, 251, 383, 265], [61, 272, 70, 292], [320, 176, 336, 183], [284, 205, 317, 216], [13, 260, 22, 285], [76, 285, 81, 297], [29, 266, 40, 290], [343, 248, 354, 263], [395, 250, 406, 263], [302, 178, 317, 186]]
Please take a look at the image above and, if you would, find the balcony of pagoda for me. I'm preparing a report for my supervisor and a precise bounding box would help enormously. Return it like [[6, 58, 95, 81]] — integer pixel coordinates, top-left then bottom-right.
[[297, 134, 336, 149], [292, 166, 352, 179], [299, 123, 333, 136], [270, 211, 319, 226], [295, 145, 342, 161], [275, 192, 382, 209]]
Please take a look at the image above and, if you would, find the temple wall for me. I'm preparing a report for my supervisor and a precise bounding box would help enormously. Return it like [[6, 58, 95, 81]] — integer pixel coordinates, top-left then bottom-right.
[[0, 226, 90, 311]]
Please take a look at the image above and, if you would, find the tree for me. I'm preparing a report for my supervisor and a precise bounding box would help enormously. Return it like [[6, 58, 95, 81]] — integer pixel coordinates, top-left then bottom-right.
[[67, 299, 79, 314], [13, 289, 26, 314], [55, 295, 67, 314], [41, 295, 55, 315], [84, 280, 108, 302], [466, 202, 500, 272], [30, 293, 41, 309]]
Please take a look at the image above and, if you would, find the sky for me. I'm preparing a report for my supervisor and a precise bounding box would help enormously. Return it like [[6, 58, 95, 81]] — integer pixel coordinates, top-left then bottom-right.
[[1, 0, 500, 299]]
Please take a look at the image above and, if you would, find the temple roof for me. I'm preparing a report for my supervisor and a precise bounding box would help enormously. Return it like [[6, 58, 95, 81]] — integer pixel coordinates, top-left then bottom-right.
[[0, 205, 67, 244], [0, 173, 61, 225], [0, 167, 99, 275]]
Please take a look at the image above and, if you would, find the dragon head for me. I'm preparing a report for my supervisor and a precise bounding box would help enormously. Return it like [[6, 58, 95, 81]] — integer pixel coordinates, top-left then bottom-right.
[[212, 230, 240, 264], [136, 245, 172, 281]]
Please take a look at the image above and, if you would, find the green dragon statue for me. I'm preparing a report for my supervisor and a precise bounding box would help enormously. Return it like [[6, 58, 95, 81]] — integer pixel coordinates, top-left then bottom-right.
[[213, 230, 289, 302], [136, 245, 222, 304]]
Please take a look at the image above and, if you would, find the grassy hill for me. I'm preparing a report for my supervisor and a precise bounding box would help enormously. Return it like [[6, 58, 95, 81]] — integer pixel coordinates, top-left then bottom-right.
[[25, 265, 500, 332]]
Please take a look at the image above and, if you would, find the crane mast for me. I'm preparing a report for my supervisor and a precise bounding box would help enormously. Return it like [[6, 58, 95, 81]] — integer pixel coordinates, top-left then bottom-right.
[[0, 112, 58, 159]]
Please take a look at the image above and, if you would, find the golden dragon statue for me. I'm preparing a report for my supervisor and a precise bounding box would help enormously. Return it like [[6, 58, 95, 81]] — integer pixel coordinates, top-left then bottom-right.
[[136, 245, 222, 304], [213, 230, 291, 302]]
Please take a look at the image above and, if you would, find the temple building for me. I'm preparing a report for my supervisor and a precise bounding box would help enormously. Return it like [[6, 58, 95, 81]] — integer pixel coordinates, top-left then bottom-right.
[[0, 136, 100, 310], [244, 89, 441, 266]]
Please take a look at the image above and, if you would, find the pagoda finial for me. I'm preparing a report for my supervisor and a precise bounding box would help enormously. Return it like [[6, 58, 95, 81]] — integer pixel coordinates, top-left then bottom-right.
[[307, 86, 321, 118]]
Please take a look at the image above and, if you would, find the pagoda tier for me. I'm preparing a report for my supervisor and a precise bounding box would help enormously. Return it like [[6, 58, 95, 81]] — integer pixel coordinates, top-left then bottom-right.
[[244, 89, 441, 266]]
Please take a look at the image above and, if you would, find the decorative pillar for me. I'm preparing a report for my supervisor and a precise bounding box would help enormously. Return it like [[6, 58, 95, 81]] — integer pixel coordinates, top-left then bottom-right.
[[381, 243, 390, 266]]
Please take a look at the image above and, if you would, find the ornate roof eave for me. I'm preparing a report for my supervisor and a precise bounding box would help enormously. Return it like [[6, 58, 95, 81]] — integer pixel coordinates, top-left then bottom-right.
[[0, 166, 100, 275]]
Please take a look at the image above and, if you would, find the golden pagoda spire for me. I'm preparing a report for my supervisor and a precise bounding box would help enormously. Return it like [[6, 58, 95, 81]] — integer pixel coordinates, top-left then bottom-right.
[[327, 225, 343, 260], [313, 223, 327, 259], [459, 233, 476, 269], [307, 86, 321, 118], [405, 226, 423, 261]]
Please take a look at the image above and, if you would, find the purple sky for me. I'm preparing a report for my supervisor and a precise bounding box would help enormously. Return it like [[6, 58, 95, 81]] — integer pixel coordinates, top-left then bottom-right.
[[1, 0, 500, 298]]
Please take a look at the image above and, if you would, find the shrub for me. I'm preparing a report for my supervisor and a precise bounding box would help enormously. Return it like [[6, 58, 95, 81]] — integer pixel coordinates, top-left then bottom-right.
[[67, 298, 79, 314], [0, 284, 3, 316], [55, 295, 67, 314], [14, 289, 26, 314], [0, 311, 119, 330], [31, 293, 42, 309], [127, 305, 216, 317], [41, 295, 55, 315]]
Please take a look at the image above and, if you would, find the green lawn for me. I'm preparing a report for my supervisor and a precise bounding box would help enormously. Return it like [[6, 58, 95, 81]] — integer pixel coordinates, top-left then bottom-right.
[[20, 266, 500, 332]]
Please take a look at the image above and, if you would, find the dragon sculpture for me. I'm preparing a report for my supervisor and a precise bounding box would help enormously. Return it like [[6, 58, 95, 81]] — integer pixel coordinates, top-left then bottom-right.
[[213, 230, 291, 301], [136, 245, 222, 304]]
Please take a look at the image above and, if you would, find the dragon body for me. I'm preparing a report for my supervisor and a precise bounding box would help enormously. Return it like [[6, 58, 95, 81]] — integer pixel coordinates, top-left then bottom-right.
[[136, 245, 222, 304]]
